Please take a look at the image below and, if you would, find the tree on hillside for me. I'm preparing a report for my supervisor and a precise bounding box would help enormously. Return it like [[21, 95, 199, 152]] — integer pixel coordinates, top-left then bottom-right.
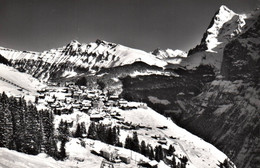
[[147, 144, 154, 160], [57, 120, 69, 160], [140, 140, 147, 156], [87, 122, 97, 139], [76, 77, 87, 86], [39, 110, 57, 158], [124, 135, 132, 150], [132, 131, 140, 152], [167, 144, 175, 156], [171, 156, 176, 168], [0, 93, 58, 158], [180, 156, 188, 168], [155, 145, 163, 162], [74, 123, 82, 138]]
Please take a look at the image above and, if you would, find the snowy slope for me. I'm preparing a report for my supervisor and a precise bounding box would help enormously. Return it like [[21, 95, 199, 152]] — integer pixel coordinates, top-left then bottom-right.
[[115, 106, 230, 168], [0, 148, 66, 168], [0, 64, 44, 101], [0, 40, 167, 81]]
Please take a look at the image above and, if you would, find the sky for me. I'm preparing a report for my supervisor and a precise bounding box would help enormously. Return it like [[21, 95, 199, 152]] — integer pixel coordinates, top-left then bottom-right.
[[0, 0, 259, 52]]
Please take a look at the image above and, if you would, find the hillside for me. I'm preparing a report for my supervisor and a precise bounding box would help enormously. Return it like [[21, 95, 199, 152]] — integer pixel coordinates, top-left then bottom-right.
[[0, 64, 44, 101]]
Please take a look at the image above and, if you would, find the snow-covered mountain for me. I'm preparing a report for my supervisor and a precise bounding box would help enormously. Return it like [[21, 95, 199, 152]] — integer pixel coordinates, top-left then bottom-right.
[[152, 48, 187, 64], [180, 5, 260, 70], [0, 39, 167, 81]]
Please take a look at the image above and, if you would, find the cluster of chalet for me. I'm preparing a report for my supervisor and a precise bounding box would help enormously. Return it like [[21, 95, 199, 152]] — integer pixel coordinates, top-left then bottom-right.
[[36, 82, 147, 122]]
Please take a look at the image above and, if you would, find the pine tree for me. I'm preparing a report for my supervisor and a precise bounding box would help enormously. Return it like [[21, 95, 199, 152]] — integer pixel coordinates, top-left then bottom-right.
[[112, 126, 119, 146], [0, 93, 58, 158], [57, 120, 69, 160], [59, 138, 67, 160], [87, 122, 97, 139], [80, 122, 87, 137], [40, 110, 57, 158], [219, 159, 233, 168], [98, 124, 107, 142], [132, 132, 140, 152], [180, 156, 188, 168], [147, 144, 154, 160], [124, 135, 132, 150], [22, 103, 42, 155], [74, 123, 82, 138], [155, 145, 163, 162], [140, 140, 147, 156], [58, 120, 69, 141], [106, 127, 114, 145], [168, 144, 175, 156], [171, 156, 176, 168]]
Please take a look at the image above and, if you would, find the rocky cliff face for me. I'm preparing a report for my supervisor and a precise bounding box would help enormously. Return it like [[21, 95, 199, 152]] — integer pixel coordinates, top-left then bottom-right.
[[179, 12, 260, 168]]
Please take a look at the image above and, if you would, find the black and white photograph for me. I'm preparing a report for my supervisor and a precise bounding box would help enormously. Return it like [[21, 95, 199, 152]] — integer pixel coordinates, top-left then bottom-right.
[[0, 0, 259, 168]]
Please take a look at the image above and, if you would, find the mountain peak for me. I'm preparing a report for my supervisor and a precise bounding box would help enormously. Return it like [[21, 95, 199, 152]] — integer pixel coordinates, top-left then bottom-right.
[[68, 40, 81, 46], [219, 5, 233, 14]]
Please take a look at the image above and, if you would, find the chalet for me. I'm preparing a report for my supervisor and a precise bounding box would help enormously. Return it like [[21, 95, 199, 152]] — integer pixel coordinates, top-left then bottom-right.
[[112, 115, 124, 121], [65, 81, 74, 87], [87, 93, 96, 99], [90, 113, 104, 122], [158, 139, 167, 145], [169, 136, 177, 139], [110, 111, 117, 116], [72, 103, 81, 109], [105, 100, 116, 107], [80, 86, 87, 90], [92, 100, 104, 109], [139, 103, 148, 109], [119, 154, 131, 164], [38, 94, 45, 99], [46, 98, 55, 104], [47, 82, 58, 86], [138, 160, 158, 168], [100, 148, 118, 162], [76, 90, 83, 94], [81, 93, 88, 99], [81, 106, 89, 112], [37, 88, 47, 94], [109, 95, 119, 100], [151, 135, 160, 140], [56, 96, 66, 102], [118, 99, 128, 107], [82, 100, 92, 107], [177, 92, 185, 96], [73, 93, 81, 100], [14, 95, 22, 101], [157, 126, 168, 130]]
